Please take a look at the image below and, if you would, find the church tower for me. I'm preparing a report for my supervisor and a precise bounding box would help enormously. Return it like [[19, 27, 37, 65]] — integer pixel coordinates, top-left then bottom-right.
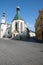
[[1, 13, 6, 23], [1, 13, 7, 38]]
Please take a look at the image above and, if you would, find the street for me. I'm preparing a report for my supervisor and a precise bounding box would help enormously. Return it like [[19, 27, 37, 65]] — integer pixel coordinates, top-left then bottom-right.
[[0, 38, 43, 65]]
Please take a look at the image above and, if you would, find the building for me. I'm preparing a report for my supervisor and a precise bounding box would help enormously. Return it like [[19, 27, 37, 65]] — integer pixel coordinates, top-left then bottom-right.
[[0, 13, 11, 38], [11, 6, 29, 39], [1, 13, 8, 38], [29, 30, 35, 37], [35, 9, 43, 40], [4, 24, 12, 38]]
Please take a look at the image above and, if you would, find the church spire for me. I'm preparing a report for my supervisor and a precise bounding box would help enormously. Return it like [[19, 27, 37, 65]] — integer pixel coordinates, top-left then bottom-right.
[[16, 6, 20, 14], [1, 13, 6, 23], [13, 6, 23, 20]]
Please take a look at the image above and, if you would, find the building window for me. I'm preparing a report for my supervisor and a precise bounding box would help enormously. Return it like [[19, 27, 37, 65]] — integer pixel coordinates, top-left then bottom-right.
[[41, 18, 43, 24], [8, 31, 9, 34], [15, 22, 18, 31], [21, 22, 22, 32], [40, 18, 43, 24]]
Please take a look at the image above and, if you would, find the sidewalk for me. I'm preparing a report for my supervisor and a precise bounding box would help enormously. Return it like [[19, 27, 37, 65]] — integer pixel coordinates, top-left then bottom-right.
[[2, 38, 11, 40]]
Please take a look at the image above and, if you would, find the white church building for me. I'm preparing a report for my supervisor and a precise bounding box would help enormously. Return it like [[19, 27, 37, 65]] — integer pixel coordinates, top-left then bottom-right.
[[0, 6, 29, 39], [11, 6, 29, 39], [0, 13, 11, 38]]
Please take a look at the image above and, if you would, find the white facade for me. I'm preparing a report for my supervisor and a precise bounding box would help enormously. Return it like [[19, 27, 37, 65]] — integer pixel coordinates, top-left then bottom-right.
[[1, 23, 7, 38], [11, 20, 27, 38], [12, 20, 25, 33], [5, 24, 12, 38], [1, 23, 11, 38], [11, 19, 29, 39], [29, 31, 35, 37]]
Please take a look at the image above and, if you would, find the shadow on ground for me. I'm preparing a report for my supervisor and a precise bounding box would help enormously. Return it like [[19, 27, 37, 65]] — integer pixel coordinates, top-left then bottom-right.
[[11, 37, 43, 43]]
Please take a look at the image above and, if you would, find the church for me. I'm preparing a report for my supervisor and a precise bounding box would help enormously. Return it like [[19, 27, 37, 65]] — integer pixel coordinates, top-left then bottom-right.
[[0, 13, 11, 38], [0, 6, 29, 39], [11, 6, 29, 39]]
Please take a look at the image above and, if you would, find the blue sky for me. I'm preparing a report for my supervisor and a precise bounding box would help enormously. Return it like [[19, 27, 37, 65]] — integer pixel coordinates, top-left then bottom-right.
[[0, 0, 43, 31]]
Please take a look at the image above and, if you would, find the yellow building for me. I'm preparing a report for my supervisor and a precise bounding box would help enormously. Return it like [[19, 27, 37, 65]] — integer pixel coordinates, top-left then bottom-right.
[[35, 9, 43, 40]]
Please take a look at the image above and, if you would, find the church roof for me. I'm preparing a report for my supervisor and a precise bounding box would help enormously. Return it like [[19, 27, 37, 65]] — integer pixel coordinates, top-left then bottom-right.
[[13, 13, 23, 20], [12, 6, 23, 21]]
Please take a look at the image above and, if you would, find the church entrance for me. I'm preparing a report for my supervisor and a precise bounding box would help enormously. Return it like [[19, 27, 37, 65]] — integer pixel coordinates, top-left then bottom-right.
[[42, 31, 43, 40]]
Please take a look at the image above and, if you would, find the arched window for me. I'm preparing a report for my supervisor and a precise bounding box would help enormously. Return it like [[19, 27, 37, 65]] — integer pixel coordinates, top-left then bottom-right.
[[21, 22, 22, 32], [15, 22, 18, 31]]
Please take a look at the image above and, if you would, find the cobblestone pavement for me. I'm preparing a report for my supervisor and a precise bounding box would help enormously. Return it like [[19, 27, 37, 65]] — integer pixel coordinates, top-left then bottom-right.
[[0, 38, 43, 65]]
